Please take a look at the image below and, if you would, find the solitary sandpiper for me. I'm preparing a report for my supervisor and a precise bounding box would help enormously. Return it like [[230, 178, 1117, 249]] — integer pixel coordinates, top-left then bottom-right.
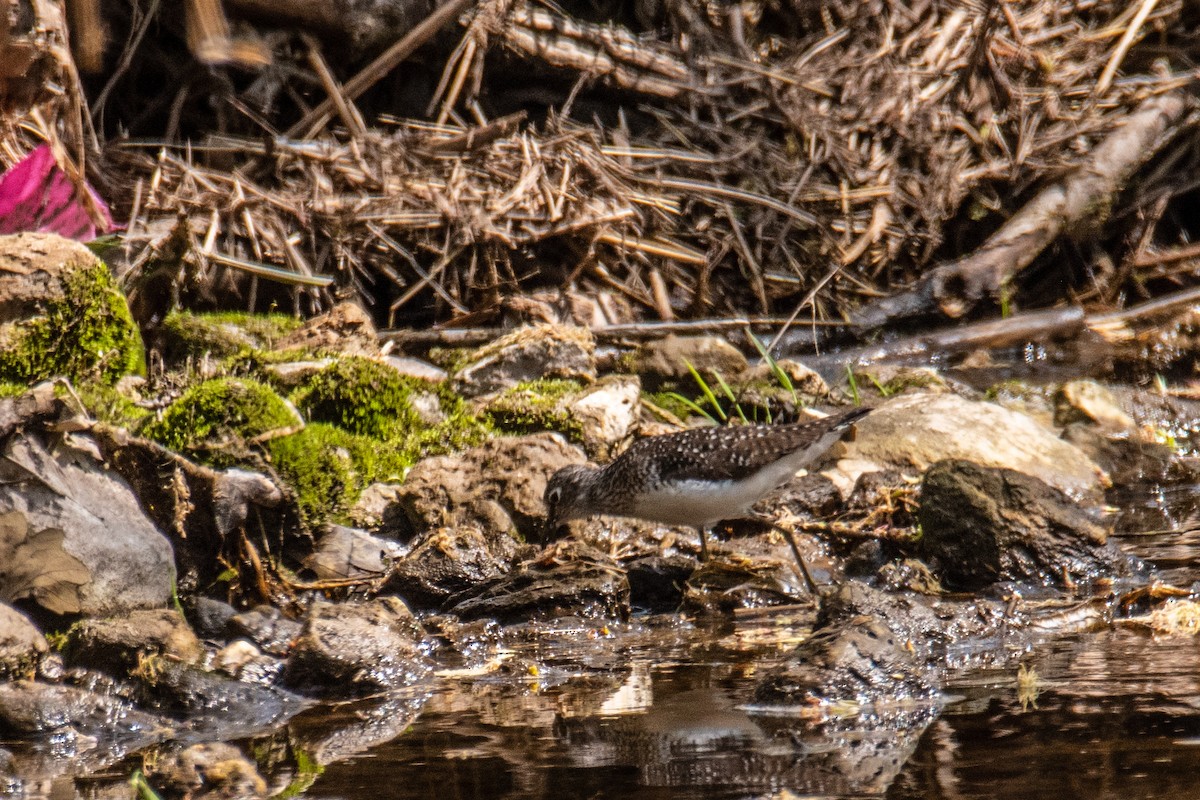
[[543, 406, 871, 593]]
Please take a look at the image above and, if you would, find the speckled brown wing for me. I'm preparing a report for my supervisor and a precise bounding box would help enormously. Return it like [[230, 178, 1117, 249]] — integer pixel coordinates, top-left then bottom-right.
[[615, 406, 869, 484]]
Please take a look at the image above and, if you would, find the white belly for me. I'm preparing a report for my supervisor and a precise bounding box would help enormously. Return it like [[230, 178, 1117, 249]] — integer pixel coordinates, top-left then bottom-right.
[[625, 428, 844, 527]]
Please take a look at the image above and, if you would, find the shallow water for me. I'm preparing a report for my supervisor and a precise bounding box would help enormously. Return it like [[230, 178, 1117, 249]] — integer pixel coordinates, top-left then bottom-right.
[[287, 492, 1200, 800], [10, 492, 1200, 799]]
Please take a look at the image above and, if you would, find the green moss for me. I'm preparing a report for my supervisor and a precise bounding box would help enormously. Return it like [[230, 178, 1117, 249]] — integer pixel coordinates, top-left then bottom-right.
[[0, 382, 27, 399], [0, 260, 144, 386], [644, 390, 704, 421], [484, 378, 585, 440], [159, 310, 303, 363], [294, 357, 422, 439], [142, 378, 297, 464], [268, 423, 414, 524], [74, 382, 151, 429]]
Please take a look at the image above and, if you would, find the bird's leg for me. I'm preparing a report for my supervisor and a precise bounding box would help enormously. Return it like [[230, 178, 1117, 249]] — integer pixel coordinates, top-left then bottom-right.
[[697, 526, 710, 561], [771, 522, 819, 595]]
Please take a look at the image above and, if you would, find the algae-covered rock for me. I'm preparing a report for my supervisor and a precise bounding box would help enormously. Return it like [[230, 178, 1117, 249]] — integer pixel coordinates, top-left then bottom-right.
[[142, 378, 301, 465], [484, 376, 639, 458], [157, 310, 303, 362], [268, 423, 412, 524], [295, 356, 421, 439], [0, 232, 143, 386], [484, 378, 587, 441], [452, 324, 596, 397]]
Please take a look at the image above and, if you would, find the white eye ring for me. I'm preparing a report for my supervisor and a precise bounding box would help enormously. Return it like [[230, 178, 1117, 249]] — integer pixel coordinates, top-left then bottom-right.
[[547, 487, 562, 504]]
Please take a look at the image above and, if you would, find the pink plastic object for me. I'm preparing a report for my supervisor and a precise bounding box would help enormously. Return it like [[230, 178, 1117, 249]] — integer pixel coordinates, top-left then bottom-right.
[[0, 144, 115, 240]]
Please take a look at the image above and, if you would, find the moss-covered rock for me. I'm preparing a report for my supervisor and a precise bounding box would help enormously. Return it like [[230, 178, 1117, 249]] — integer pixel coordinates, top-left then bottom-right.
[[0, 234, 143, 386], [484, 378, 586, 441], [268, 423, 414, 524], [74, 381, 151, 430], [295, 357, 421, 439], [157, 310, 302, 362], [142, 378, 300, 465]]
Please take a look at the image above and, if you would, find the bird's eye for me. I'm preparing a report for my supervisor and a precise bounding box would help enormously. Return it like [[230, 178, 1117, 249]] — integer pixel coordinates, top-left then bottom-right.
[[546, 486, 562, 505]]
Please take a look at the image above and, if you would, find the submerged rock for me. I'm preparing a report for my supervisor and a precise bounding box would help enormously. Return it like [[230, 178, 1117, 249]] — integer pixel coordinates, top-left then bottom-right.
[[446, 555, 631, 624], [385, 526, 515, 608], [282, 598, 432, 696], [156, 742, 267, 799], [132, 660, 307, 738], [0, 680, 169, 740], [754, 583, 941, 707], [918, 459, 1142, 590]]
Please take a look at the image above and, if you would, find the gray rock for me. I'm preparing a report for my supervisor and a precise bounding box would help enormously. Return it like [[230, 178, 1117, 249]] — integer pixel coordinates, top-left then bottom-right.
[[282, 598, 432, 696], [0, 430, 175, 615], [629, 334, 749, 387], [394, 433, 586, 540], [452, 324, 596, 397], [304, 524, 402, 580], [842, 392, 1109, 498]]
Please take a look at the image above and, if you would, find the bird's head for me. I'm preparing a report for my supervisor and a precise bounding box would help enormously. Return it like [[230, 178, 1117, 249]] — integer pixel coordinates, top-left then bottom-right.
[[542, 464, 599, 535]]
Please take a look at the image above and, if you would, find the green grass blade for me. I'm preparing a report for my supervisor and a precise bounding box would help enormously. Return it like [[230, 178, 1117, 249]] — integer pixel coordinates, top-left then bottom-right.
[[749, 332, 799, 405], [712, 370, 748, 423], [846, 364, 861, 406], [685, 359, 726, 421]]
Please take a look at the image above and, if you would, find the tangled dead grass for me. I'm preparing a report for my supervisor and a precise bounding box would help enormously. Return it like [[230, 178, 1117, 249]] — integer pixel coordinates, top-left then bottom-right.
[[11, 0, 1200, 331]]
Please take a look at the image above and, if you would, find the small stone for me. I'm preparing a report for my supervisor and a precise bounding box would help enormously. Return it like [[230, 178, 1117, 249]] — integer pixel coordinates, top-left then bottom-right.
[[0, 604, 47, 680], [383, 355, 448, 382], [64, 608, 204, 676], [349, 482, 405, 529], [1054, 380, 1136, 430], [629, 335, 749, 388], [275, 301, 379, 356], [304, 524, 401, 581]]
